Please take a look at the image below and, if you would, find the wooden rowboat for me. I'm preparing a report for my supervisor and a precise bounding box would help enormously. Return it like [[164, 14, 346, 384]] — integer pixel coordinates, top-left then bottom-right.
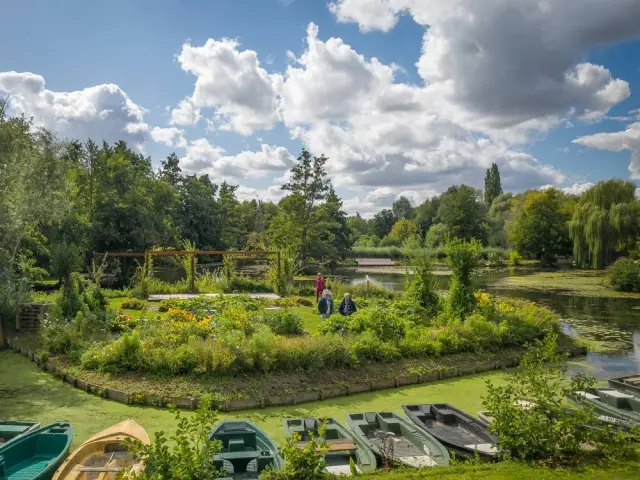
[[284, 417, 377, 475], [0, 422, 72, 480], [0, 421, 40, 448], [52, 419, 149, 480], [347, 412, 449, 468], [403, 404, 499, 461]]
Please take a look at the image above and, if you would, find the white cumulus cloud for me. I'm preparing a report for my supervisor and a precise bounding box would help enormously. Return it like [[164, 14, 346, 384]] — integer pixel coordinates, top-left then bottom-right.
[[0, 70, 149, 147], [180, 139, 294, 180], [177, 38, 282, 135], [330, 0, 639, 140], [169, 98, 201, 126], [573, 122, 640, 179]]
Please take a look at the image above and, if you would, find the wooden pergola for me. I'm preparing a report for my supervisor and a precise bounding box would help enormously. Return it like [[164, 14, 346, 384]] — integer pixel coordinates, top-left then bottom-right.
[[94, 249, 279, 293]]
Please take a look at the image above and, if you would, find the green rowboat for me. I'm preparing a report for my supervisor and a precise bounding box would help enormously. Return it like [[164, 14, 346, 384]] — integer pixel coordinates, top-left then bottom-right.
[[609, 375, 640, 397], [347, 412, 449, 468], [0, 422, 40, 448], [284, 417, 377, 475], [209, 420, 283, 479], [0, 422, 72, 480], [571, 388, 640, 425]]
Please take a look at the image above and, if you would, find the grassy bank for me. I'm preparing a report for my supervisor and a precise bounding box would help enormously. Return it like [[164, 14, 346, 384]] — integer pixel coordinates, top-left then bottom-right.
[[2, 351, 636, 479], [0, 350, 508, 445], [489, 269, 640, 299]]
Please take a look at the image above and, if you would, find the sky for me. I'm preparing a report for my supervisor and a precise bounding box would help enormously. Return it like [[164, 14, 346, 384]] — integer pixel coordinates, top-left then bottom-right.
[[1, 0, 640, 216]]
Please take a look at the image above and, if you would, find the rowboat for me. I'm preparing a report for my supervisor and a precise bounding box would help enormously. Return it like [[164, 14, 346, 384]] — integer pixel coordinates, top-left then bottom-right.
[[0, 422, 72, 480], [52, 419, 149, 480], [0, 421, 40, 447], [609, 375, 640, 396], [209, 420, 283, 479], [284, 417, 376, 475], [480, 401, 635, 432], [571, 388, 640, 425], [403, 404, 499, 461], [347, 412, 449, 468]]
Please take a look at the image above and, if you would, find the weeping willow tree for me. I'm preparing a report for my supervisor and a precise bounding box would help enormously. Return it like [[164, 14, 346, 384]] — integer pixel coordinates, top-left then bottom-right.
[[569, 179, 640, 269]]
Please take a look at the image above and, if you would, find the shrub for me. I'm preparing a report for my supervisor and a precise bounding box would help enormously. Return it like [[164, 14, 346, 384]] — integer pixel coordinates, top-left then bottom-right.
[[405, 252, 440, 315], [262, 309, 303, 335], [122, 394, 221, 480], [444, 238, 483, 319], [120, 297, 146, 310], [508, 251, 523, 266], [262, 426, 328, 480], [606, 258, 640, 292], [349, 308, 407, 341], [484, 334, 638, 463]]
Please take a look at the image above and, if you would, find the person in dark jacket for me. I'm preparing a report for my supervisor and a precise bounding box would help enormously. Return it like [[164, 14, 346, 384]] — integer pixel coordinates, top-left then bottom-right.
[[318, 291, 333, 320], [338, 293, 357, 316]]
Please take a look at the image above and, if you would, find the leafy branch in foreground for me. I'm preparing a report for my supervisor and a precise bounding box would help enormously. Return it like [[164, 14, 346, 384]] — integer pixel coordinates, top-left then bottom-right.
[[121, 395, 221, 480], [483, 334, 638, 463], [261, 422, 329, 480]]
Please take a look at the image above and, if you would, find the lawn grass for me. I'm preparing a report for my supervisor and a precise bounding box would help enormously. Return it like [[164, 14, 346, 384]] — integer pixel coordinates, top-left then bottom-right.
[[367, 460, 640, 479], [490, 269, 640, 299]]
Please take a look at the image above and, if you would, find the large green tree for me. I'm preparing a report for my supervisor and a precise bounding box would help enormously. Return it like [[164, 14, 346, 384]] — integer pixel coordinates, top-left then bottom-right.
[[508, 188, 570, 266], [276, 149, 330, 261], [437, 185, 488, 243], [484, 163, 503, 205], [392, 196, 413, 221], [413, 196, 440, 235], [569, 179, 640, 269], [0, 101, 72, 347], [372, 209, 395, 239]]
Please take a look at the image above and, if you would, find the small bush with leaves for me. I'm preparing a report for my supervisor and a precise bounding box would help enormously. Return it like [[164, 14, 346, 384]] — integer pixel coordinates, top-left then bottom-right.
[[444, 238, 483, 319], [262, 309, 303, 335], [606, 258, 640, 292], [260, 425, 328, 480], [484, 333, 638, 463], [508, 251, 523, 266], [121, 297, 146, 310], [123, 395, 221, 480]]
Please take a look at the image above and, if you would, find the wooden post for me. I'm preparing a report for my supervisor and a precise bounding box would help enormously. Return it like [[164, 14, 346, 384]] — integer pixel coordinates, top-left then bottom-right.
[[276, 251, 282, 295], [189, 255, 196, 293]]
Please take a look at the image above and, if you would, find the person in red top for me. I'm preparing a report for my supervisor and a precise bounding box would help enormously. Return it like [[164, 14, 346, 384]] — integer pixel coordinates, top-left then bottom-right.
[[315, 272, 326, 303]]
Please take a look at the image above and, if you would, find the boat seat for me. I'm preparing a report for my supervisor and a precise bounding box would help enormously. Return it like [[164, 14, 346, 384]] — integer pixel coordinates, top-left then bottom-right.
[[304, 418, 317, 431], [365, 413, 377, 424], [228, 438, 245, 452], [218, 450, 260, 461]]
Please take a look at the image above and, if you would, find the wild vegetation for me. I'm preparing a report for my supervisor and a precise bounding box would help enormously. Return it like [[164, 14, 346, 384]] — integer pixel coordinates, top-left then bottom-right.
[[32, 240, 560, 384], [484, 334, 638, 463]]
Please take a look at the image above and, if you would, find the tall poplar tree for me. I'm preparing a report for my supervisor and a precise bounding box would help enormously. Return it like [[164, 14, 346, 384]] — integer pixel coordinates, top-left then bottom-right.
[[484, 163, 503, 205]]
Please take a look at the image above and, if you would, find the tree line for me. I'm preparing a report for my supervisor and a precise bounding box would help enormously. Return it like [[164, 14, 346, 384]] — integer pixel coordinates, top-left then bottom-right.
[[351, 166, 640, 268], [2, 97, 639, 303]]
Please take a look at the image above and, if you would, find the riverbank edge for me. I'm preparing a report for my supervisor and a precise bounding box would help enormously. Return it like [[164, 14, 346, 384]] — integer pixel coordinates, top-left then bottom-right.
[[5, 335, 587, 412]]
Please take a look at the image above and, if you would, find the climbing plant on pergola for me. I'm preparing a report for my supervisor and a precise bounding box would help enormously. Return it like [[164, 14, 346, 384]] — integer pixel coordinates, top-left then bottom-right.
[[93, 249, 279, 293]]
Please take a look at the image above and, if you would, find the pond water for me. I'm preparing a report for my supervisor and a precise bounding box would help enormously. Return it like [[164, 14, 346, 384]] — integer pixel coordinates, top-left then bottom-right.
[[328, 269, 640, 380]]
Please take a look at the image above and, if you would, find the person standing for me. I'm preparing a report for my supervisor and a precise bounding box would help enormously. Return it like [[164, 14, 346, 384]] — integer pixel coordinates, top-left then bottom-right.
[[315, 273, 326, 303], [338, 293, 357, 316], [318, 291, 333, 320], [322, 285, 334, 315]]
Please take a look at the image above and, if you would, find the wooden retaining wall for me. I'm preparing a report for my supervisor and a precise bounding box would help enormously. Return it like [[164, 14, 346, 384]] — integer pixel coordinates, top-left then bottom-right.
[[7, 339, 587, 412]]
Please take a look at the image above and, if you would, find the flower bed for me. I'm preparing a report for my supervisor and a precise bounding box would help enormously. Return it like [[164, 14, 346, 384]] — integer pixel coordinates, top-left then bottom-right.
[[34, 293, 559, 378]]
